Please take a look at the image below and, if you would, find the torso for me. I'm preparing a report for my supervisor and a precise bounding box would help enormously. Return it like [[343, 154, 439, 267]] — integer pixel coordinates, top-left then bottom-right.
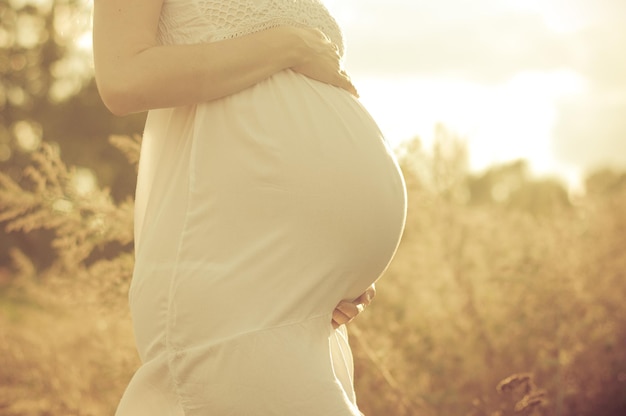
[[122, 2, 407, 414], [133, 0, 407, 313]]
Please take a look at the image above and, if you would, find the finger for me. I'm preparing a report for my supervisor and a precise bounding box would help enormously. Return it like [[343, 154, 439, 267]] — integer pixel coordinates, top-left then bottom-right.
[[332, 309, 350, 325], [318, 29, 332, 42], [332, 296, 370, 329], [358, 302, 365, 313], [334, 299, 361, 321], [332, 308, 352, 328], [338, 77, 358, 98], [332, 304, 363, 325], [336, 299, 361, 318], [355, 285, 376, 307], [364, 284, 376, 303], [342, 75, 359, 98]]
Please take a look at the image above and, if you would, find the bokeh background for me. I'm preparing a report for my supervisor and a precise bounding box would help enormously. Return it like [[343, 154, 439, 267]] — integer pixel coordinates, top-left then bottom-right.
[[1, 0, 625, 415]]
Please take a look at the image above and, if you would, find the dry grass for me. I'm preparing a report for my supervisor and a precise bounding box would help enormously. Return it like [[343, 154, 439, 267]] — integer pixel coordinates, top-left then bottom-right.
[[1, 137, 626, 415], [350, 177, 626, 416], [0, 290, 137, 416]]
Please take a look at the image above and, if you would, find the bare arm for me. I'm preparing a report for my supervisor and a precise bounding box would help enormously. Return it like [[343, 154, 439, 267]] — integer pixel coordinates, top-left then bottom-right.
[[93, 0, 356, 116]]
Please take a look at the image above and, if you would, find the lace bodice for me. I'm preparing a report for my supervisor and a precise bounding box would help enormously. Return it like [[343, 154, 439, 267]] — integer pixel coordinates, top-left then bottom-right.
[[158, 0, 345, 56]]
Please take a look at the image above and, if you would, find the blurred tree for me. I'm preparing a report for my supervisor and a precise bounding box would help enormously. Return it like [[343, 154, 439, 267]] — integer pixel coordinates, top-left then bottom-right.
[[466, 160, 524, 205], [466, 160, 570, 215], [585, 168, 626, 195], [397, 125, 470, 205], [0, 0, 145, 272], [430, 124, 470, 204], [399, 131, 570, 215], [506, 177, 570, 215]]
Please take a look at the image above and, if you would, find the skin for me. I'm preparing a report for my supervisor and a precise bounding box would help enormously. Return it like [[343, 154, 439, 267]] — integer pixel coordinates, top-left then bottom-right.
[[331, 284, 376, 329], [93, 0, 357, 115], [93, 0, 371, 326]]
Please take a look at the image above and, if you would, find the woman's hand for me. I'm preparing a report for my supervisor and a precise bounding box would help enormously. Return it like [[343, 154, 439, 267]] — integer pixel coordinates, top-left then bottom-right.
[[93, 2, 353, 115], [331, 284, 376, 329], [290, 27, 359, 97]]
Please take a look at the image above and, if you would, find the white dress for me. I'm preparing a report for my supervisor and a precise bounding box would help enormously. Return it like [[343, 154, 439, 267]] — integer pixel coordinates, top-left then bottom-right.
[[116, 1, 407, 415]]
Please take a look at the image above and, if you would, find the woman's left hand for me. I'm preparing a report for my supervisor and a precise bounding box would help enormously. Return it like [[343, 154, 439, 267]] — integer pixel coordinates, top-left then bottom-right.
[[331, 284, 376, 329]]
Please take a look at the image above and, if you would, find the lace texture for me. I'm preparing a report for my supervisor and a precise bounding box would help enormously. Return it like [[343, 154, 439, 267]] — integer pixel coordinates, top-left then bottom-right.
[[157, 0, 345, 56]]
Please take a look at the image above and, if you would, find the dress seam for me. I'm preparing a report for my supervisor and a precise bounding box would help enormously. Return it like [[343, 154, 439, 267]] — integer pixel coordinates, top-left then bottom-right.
[[164, 105, 198, 415], [205, 312, 334, 347]]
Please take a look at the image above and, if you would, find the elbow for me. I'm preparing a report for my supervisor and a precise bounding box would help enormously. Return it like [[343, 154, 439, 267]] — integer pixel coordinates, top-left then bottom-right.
[[97, 85, 135, 117], [95, 76, 143, 116], [101, 98, 131, 118], [101, 96, 130, 117]]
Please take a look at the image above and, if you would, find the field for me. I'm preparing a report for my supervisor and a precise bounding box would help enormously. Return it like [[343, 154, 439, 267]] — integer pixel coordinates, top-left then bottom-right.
[[1, 136, 625, 415]]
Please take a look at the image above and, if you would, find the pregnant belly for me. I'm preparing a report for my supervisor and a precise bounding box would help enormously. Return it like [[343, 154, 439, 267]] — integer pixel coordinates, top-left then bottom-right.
[[178, 69, 406, 322]]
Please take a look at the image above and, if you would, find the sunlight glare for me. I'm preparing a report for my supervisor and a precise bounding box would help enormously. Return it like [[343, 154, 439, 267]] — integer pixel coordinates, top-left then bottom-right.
[[76, 31, 92, 51], [13, 120, 43, 152], [472, 70, 587, 171], [73, 168, 98, 195], [356, 69, 587, 190], [324, 0, 357, 27], [504, 0, 589, 34]]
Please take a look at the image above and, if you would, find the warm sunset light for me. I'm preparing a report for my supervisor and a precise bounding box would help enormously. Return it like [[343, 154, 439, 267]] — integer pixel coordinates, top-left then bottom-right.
[[2, 1, 626, 415], [355, 70, 587, 189], [330, 0, 626, 192], [504, 0, 588, 34]]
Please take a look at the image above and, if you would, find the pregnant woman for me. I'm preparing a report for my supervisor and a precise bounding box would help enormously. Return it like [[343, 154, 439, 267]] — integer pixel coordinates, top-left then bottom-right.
[[93, 0, 406, 414]]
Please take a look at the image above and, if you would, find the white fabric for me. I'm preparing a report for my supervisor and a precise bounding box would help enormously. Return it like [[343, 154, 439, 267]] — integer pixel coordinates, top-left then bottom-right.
[[116, 1, 407, 415], [157, 0, 344, 55]]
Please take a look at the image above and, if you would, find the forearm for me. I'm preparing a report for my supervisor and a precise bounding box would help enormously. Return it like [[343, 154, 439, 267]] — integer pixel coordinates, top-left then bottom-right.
[[94, 27, 301, 115]]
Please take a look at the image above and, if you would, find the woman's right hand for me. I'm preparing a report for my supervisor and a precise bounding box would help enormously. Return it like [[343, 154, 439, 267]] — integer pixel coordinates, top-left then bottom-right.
[[331, 284, 376, 329], [289, 27, 359, 97]]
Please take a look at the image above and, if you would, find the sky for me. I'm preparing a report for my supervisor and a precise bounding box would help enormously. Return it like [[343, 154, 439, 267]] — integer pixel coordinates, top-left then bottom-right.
[[326, 0, 626, 190], [39, 0, 625, 191]]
